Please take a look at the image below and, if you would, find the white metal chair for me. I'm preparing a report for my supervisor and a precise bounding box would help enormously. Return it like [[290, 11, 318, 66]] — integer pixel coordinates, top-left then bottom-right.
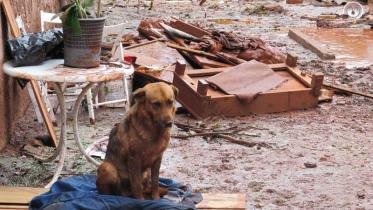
[[40, 10, 62, 31], [92, 23, 131, 111]]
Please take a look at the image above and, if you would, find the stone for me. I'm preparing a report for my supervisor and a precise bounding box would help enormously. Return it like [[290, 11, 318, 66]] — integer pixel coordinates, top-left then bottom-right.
[[304, 160, 317, 168]]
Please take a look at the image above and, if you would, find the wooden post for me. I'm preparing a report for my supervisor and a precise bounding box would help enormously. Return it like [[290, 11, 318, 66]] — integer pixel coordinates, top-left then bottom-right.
[[311, 72, 324, 97], [29, 81, 58, 146], [175, 60, 186, 75], [1, 0, 58, 147], [197, 80, 209, 96], [286, 53, 298, 67]]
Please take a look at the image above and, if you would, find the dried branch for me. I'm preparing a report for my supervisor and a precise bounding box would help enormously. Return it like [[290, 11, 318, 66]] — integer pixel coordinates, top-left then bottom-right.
[[217, 134, 272, 148], [171, 132, 234, 139]]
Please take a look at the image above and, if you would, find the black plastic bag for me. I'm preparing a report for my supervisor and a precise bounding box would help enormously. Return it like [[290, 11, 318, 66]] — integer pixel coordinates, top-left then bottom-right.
[[6, 28, 64, 67]]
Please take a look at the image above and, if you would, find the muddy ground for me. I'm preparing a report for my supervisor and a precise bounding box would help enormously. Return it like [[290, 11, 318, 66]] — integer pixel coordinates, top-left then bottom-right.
[[1, 0, 372, 209]]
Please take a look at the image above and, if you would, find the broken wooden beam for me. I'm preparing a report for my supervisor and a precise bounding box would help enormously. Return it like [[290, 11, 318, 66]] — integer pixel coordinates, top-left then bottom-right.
[[288, 29, 335, 60], [169, 17, 211, 38], [167, 43, 218, 59], [167, 43, 235, 67], [159, 22, 200, 42], [323, 82, 373, 99]]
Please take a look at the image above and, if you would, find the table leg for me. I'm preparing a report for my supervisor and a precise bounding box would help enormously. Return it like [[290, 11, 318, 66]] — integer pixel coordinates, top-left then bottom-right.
[[86, 88, 96, 124], [72, 82, 101, 167], [123, 75, 130, 111], [45, 82, 67, 188]]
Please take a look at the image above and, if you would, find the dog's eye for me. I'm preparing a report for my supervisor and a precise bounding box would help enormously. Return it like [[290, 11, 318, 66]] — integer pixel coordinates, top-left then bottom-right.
[[166, 99, 173, 106], [152, 102, 161, 108]]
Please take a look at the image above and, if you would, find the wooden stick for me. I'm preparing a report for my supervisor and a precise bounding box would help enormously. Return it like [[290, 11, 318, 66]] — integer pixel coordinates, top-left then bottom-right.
[[323, 82, 373, 99], [217, 134, 272, 148], [167, 43, 220, 59], [30, 81, 58, 147], [2, 0, 58, 147], [215, 52, 245, 65], [124, 39, 165, 50], [172, 132, 235, 139]]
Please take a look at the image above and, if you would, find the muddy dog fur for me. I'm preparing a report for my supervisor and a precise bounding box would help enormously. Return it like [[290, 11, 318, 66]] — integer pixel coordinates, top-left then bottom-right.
[[96, 82, 178, 199]]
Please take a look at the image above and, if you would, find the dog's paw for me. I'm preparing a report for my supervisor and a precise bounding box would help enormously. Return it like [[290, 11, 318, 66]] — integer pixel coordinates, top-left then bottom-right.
[[151, 191, 160, 200]]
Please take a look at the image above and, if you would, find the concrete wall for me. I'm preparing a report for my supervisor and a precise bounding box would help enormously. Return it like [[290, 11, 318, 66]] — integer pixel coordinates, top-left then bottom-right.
[[0, 0, 60, 151]]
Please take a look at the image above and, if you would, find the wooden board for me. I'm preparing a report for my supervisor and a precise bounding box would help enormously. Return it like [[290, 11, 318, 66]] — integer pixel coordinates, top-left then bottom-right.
[[127, 41, 187, 65], [0, 204, 28, 210], [1, 0, 58, 147], [288, 29, 335, 60], [0, 187, 48, 205], [125, 40, 194, 83], [0, 186, 245, 210], [169, 18, 211, 38], [197, 193, 246, 210]]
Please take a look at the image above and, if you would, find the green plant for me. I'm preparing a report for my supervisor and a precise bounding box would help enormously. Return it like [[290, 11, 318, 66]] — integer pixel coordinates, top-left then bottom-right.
[[54, 0, 102, 34]]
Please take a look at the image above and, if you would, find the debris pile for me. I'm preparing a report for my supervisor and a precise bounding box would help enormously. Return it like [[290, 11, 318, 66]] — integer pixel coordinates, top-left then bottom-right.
[[99, 17, 333, 118]]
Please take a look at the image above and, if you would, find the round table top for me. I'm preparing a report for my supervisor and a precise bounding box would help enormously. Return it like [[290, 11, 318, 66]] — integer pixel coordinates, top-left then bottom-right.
[[3, 59, 134, 83]]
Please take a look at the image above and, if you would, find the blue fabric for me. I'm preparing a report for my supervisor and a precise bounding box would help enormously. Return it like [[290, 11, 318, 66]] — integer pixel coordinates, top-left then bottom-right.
[[29, 175, 196, 210]]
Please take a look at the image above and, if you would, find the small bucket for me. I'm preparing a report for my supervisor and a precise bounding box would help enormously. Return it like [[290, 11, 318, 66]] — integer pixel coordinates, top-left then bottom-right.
[[63, 17, 106, 68]]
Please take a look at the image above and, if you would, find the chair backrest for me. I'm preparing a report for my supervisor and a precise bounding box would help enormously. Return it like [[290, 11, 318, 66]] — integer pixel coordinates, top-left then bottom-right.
[[103, 23, 127, 61], [40, 10, 62, 32], [15, 16, 27, 35]]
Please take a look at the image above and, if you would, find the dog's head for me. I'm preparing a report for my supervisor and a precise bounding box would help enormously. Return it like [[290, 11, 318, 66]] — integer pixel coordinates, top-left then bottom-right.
[[131, 82, 178, 129]]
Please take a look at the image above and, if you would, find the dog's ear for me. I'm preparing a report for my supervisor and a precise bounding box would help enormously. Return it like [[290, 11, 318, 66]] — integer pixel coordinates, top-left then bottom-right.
[[171, 85, 179, 97], [131, 88, 146, 106]]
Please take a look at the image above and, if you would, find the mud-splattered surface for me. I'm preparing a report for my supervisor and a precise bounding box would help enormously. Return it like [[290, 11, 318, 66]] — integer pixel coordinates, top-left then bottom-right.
[[1, 0, 373, 209]]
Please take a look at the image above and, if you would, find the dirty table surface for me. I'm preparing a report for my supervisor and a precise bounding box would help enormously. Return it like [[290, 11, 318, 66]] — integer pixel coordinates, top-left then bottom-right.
[[3, 59, 134, 83]]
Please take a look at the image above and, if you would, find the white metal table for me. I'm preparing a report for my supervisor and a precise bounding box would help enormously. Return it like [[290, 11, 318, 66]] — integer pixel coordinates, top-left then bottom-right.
[[3, 59, 134, 188]]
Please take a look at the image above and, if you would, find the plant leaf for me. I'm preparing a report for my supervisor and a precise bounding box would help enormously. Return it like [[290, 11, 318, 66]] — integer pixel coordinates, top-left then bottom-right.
[[82, 0, 95, 8], [65, 6, 81, 35], [60, 2, 75, 12]]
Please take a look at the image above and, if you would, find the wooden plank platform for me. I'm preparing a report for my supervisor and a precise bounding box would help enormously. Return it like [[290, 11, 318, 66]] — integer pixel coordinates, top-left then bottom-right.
[[173, 61, 326, 119], [288, 29, 335, 60], [197, 193, 246, 210], [0, 186, 245, 209]]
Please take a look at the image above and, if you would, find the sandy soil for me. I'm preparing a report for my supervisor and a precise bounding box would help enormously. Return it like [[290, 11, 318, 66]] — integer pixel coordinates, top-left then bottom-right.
[[1, 0, 372, 209]]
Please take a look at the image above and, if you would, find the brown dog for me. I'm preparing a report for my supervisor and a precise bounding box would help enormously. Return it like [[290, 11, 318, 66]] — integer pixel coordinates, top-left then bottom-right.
[[96, 82, 178, 199]]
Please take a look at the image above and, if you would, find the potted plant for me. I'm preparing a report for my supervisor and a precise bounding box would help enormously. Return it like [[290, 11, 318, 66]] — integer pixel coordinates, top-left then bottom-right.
[[57, 0, 105, 68]]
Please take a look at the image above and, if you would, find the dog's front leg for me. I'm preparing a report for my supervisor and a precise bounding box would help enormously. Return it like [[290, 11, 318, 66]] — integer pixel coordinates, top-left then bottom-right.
[[151, 156, 162, 199], [128, 157, 144, 199]]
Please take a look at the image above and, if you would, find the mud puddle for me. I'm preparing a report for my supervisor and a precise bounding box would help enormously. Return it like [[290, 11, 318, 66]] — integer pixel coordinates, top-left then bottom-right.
[[301, 28, 373, 68]]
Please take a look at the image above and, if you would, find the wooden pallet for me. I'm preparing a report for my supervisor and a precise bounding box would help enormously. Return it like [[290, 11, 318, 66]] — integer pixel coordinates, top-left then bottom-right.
[[0, 186, 245, 210], [172, 60, 326, 119]]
